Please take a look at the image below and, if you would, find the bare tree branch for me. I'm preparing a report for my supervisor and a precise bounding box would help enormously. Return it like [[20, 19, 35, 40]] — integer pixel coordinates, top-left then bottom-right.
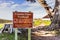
[[26, 0, 55, 21], [37, 0, 54, 21], [26, 0, 36, 2]]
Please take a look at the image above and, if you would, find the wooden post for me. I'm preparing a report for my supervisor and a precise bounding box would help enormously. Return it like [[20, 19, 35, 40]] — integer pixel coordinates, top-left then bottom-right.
[[28, 28, 31, 40], [15, 28, 18, 40]]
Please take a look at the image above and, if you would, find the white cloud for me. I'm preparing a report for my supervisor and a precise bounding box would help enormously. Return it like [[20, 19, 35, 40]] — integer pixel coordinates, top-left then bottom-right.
[[0, 3, 10, 8], [0, 1, 18, 8], [13, 1, 47, 19], [11, 4, 20, 8], [0, 8, 13, 20], [0, 1, 21, 9], [20, 1, 41, 7], [0, 0, 55, 20], [19, 1, 43, 11], [9, 1, 14, 4], [17, 2, 46, 19]]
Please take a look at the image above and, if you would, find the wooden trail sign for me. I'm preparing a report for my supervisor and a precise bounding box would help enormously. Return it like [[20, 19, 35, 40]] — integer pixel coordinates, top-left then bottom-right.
[[13, 11, 33, 28]]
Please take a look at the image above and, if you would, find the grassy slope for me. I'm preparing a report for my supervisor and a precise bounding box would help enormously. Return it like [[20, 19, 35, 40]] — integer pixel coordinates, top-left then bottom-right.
[[0, 19, 12, 23], [0, 19, 12, 29]]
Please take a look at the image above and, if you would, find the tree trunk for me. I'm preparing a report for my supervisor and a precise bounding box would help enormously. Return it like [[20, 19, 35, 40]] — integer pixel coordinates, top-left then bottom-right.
[[38, 0, 60, 30], [46, 0, 60, 30], [27, 0, 60, 30]]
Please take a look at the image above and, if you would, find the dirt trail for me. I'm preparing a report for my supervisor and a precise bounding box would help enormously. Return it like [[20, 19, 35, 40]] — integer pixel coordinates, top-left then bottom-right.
[[31, 30, 60, 40], [32, 35, 60, 40]]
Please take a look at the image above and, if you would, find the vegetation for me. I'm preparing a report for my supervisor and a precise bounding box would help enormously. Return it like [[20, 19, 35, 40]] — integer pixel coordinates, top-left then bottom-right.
[[34, 19, 51, 27], [0, 19, 12, 23], [0, 19, 12, 29], [0, 33, 15, 40], [0, 24, 4, 29], [18, 34, 27, 40]]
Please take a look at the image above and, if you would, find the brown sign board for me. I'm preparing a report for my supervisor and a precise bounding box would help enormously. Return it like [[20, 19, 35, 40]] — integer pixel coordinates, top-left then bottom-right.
[[13, 11, 33, 28]]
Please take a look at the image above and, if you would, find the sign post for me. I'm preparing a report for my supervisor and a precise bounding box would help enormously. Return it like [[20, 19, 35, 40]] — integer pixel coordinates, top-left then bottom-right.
[[13, 11, 33, 40], [28, 28, 31, 40], [15, 28, 18, 40]]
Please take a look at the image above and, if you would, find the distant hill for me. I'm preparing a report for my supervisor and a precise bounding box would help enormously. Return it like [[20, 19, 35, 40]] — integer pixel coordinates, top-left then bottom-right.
[[0, 19, 12, 23]]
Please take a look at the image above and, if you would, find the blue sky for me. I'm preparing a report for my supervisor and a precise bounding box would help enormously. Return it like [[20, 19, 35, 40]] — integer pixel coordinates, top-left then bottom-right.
[[0, 0, 55, 20]]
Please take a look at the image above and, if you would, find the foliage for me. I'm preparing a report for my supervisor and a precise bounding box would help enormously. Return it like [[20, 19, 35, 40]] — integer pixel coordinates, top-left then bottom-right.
[[0, 24, 4, 29], [34, 19, 51, 27], [0, 33, 15, 40]]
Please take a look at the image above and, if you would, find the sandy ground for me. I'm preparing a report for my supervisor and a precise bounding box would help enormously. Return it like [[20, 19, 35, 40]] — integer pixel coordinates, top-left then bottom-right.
[[31, 30, 60, 40]]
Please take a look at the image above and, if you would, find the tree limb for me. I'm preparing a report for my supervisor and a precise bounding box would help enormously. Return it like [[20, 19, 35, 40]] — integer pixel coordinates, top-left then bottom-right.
[[37, 0, 54, 21]]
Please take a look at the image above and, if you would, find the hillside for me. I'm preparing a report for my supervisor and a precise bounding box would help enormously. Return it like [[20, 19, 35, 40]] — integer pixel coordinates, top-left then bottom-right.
[[0, 19, 12, 23]]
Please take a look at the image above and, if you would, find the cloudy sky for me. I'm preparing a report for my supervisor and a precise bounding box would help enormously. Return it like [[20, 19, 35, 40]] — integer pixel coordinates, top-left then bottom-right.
[[0, 0, 55, 20]]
